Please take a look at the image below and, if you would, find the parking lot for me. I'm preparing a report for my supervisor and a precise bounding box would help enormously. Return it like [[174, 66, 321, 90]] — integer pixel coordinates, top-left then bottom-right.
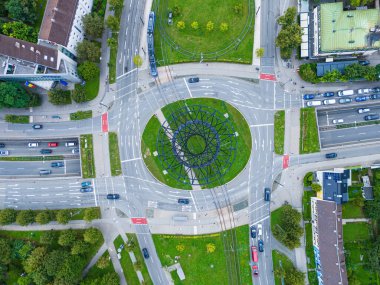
[[0, 138, 81, 178]]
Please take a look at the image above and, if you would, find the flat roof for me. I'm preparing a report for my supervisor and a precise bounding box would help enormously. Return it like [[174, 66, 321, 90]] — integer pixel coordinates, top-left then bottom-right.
[[320, 2, 380, 52], [316, 60, 358, 76], [323, 170, 350, 204], [0, 35, 58, 69]]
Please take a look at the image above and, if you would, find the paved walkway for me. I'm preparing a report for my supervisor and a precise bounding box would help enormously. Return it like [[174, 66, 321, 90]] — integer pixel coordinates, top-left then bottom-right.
[[342, 218, 370, 224], [93, 132, 111, 178]]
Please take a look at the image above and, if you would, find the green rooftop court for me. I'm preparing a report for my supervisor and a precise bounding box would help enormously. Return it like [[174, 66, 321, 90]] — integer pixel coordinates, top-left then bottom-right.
[[320, 2, 380, 52]]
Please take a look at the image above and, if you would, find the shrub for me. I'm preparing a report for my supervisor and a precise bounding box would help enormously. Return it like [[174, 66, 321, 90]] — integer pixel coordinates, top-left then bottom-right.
[[299, 63, 317, 83]]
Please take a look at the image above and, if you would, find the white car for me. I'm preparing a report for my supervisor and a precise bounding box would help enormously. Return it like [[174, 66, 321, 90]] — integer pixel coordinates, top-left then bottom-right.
[[332, 119, 344, 124], [358, 108, 370, 114], [0, 150, 9, 156], [28, 142, 39, 147], [323, 99, 336, 105], [306, 100, 322, 107], [257, 224, 263, 237], [358, 88, 370, 95]]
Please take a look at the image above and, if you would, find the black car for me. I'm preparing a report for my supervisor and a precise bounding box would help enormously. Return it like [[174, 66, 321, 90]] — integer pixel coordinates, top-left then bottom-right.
[[106, 193, 120, 199], [264, 188, 271, 201], [40, 149, 52, 154], [364, 114, 380, 121], [188, 77, 199, 83], [0, 143, 4, 148], [178, 198, 190, 204], [250, 225, 257, 238], [359, 60, 370, 66], [325, 153, 337, 159], [371, 94, 380, 100], [32, 124, 43, 129], [372, 87, 380, 93], [258, 239, 264, 252], [142, 248, 149, 259], [51, 162, 64, 167]]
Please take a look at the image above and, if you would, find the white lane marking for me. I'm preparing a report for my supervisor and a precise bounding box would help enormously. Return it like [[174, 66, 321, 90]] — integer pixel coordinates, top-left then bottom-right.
[[92, 178, 98, 207], [183, 78, 193, 98]]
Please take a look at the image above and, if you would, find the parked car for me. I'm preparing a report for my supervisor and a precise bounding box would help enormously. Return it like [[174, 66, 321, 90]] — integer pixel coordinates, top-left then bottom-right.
[[28, 142, 39, 147], [178, 198, 190, 204], [48, 142, 58, 147], [168, 11, 173, 25], [370, 94, 380, 100], [32, 124, 43, 129], [39, 170, 51, 175], [355, 96, 368, 102], [80, 187, 93, 193], [257, 224, 262, 236], [358, 88, 371, 95], [325, 153, 337, 159], [0, 150, 9, 156], [332, 119, 344, 124], [250, 225, 257, 238], [188, 77, 199, 83], [0, 143, 5, 148], [339, 98, 352, 104], [323, 99, 336, 105], [51, 162, 64, 167], [364, 114, 380, 121], [306, 100, 322, 107], [252, 265, 259, 277], [142, 248, 150, 259], [359, 60, 370, 66], [40, 149, 52, 154], [371, 87, 380, 93], [72, 148, 80, 154], [251, 246, 258, 262], [337, 90, 354, 96], [264, 188, 271, 201], [65, 142, 77, 147], [323, 92, 335, 97], [303, 94, 315, 100], [258, 239, 264, 252], [358, 108, 370, 114], [81, 181, 92, 187], [106, 193, 120, 199]]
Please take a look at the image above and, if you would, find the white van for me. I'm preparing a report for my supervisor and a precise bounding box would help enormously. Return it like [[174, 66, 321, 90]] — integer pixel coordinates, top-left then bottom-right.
[[306, 100, 322, 107], [323, 99, 336, 105], [337, 90, 354, 96], [65, 141, 77, 147]]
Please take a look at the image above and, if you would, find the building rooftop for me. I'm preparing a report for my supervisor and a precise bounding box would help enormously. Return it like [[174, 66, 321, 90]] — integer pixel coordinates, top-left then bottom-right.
[[322, 170, 350, 204], [315, 199, 348, 285], [320, 2, 380, 52], [362, 176, 374, 200], [0, 35, 58, 70], [39, 0, 78, 47], [316, 60, 358, 76]]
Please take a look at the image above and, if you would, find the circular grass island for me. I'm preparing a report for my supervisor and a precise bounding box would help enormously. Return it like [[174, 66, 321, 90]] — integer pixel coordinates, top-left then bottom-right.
[[141, 98, 252, 190]]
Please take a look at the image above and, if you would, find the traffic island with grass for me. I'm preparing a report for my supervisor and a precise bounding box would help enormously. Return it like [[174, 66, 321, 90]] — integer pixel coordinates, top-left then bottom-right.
[[141, 98, 252, 189], [153, 0, 255, 64], [70, 110, 92, 120], [4, 115, 30, 124], [80, 134, 96, 178], [109, 132, 122, 176], [274, 110, 285, 155], [300, 108, 320, 154]]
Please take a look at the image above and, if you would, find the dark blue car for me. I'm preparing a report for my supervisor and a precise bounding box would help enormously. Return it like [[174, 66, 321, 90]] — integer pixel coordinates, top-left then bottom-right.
[[303, 94, 315, 100], [258, 239, 264, 252], [323, 92, 335, 97], [371, 94, 380, 100], [250, 225, 257, 238], [355, 96, 367, 102]]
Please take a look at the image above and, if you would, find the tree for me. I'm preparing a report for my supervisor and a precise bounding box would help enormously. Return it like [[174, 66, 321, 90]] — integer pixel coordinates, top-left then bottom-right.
[[55, 255, 83, 285], [219, 22, 228, 32], [234, 3, 243, 15], [133, 55, 143, 68], [0, 208, 17, 225], [0, 82, 32, 108], [177, 21, 185, 30], [172, 6, 181, 17], [299, 63, 318, 83], [6, 0, 38, 24], [191, 21, 199, 30], [72, 84, 87, 103], [35, 211, 51, 225], [56, 209, 71, 225], [17, 276, 32, 285], [96, 255, 110, 269], [274, 265, 285, 278], [206, 21, 214, 31], [78, 61, 100, 82], [83, 208, 99, 222], [320, 69, 342, 83], [276, 24, 302, 50], [58, 230, 77, 247], [106, 15, 120, 32], [24, 247, 47, 273], [109, 0, 124, 11], [0, 238, 11, 265], [353, 196, 365, 207], [2, 21, 37, 42], [311, 183, 322, 192], [364, 198, 380, 219], [76, 40, 101, 62], [48, 89, 71, 105], [44, 250, 68, 277], [82, 13, 104, 39], [277, 7, 297, 26], [101, 272, 119, 285], [83, 228, 103, 244], [71, 240, 88, 255], [133, 260, 142, 270], [284, 267, 305, 285], [16, 210, 35, 226], [107, 37, 118, 48], [40, 230, 57, 245], [255, 48, 264, 58], [364, 66, 377, 81]]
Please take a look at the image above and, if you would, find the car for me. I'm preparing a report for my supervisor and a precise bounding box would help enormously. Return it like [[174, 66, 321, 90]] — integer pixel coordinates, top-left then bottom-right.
[[81, 181, 92, 187], [40, 149, 52, 154], [258, 239, 264, 252], [257, 224, 262, 237], [168, 11, 173, 25], [337, 90, 354, 96], [0, 150, 9, 156], [355, 96, 368, 102], [303, 94, 315, 100], [80, 187, 93, 193], [72, 148, 79, 154], [264, 188, 271, 201], [306, 100, 322, 107], [323, 92, 335, 97], [48, 142, 58, 147], [359, 60, 370, 66], [51, 161, 64, 167], [325, 153, 337, 159], [0, 143, 5, 148], [65, 142, 77, 147], [323, 99, 336, 105], [32, 124, 43, 129], [371, 87, 380, 93], [252, 265, 259, 277], [339, 98, 352, 104], [250, 225, 257, 238], [358, 108, 370, 114], [28, 142, 39, 147], [178, 198, 190, 204], [188, 77, 199, 83], [39, 169, 51, 175], [142, 248, 149, 259], [332, 119, 344, 124], [117, 253, 121, 260], [371, 94, 380, 100], [364, 114, 380, 121], [251, 246, 258, 262], [106, 193, 120, 199], [358, 88, 371, 95]]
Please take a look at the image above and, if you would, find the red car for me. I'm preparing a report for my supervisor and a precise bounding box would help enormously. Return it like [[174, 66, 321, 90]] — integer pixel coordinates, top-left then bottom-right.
[[48, 142, 58, 147], [252, 265, 259, 277]]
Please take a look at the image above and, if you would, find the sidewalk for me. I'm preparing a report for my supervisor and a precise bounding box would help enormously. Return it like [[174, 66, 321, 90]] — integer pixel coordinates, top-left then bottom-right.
[[93, 132, 111, 178]]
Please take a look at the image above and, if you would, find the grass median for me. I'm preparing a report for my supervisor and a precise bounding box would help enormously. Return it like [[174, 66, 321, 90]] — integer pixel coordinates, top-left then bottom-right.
[[300, 108, 320, 154], [70, 110, 92, 120], [274, 110, 285, 155], [0, 155, 64, 161], [5, 115, 29, 124], [109, 132, 122, 176], [80, 134, 96, 178]]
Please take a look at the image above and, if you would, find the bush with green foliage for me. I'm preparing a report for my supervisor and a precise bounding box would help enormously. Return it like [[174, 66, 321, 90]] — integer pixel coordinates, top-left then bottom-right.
[[83, 208, 99, 222], [0, 208, 17, 225], [48, 89, 71, 105], [2, 21, 37, 42], [35, 211, 52, 225], [83, 228, 103, 244], [72, 84, 87, 103], [0, 82, 37, 108], [40, 231, 57, 245], [78, 61, 100, 81], [58, 230, 77, 247], [106, 15, 120, 32], [16, 210, 35, 226], [76, 40, 101, 62], [82, 13, 104, 39], [6, 0, 38, 24], [56, 209, 72, 224]]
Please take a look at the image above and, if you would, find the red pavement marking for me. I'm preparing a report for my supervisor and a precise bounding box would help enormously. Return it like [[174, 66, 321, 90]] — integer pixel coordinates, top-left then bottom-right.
[[131, 217, 148, 225], [260, 73, 276, 81], [282, 154, 289, 169], [101, 112, 108, 132]]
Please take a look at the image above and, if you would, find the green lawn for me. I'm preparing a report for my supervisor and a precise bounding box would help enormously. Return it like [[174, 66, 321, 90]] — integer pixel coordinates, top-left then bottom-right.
[[70, 110, 92, 120], [84, 77, 100, 101], [109, 132, 122, 176], [342, 186, 365, 219], [274, 110, 285, 155], [300, 108, 320, 154], [80, 134, 96, 178], [305, 223, 318, 285], [5, 115, 29, 124], [272, 250, 297, 285], [153, 0, 254, 64], [302, 190, 316, 222], [153, 225, 251, 285], [343, 222, 371, 242]]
